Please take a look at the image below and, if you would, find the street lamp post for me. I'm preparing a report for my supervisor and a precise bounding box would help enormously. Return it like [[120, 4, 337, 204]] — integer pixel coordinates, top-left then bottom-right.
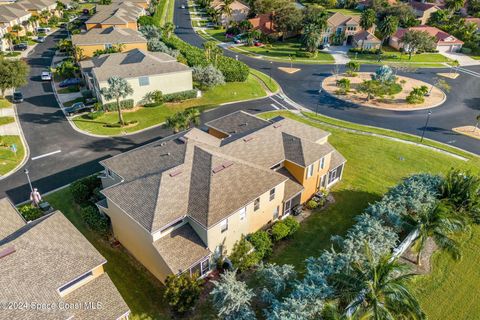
[[269, 61, 273, 83], [24, 168, 33, 193], [420, 111, 432, 143]]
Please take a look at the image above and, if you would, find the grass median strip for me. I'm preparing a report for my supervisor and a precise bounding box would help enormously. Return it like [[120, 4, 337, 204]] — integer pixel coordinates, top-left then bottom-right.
[[0, 135, 25, 176], [249, 68, 280, 93], [0, 116, 15, 126]]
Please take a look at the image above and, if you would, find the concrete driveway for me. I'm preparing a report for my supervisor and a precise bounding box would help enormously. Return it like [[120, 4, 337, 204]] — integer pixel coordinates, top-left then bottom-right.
[[324, 46, 351, 65], [440, 51, 480, 66]]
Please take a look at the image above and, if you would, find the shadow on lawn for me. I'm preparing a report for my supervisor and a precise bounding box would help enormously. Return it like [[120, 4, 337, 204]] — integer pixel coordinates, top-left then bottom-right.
[[268, 189, 381, 274]]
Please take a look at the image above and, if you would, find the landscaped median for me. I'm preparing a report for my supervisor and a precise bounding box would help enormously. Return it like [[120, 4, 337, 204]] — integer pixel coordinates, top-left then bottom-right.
[[71, 74, 267, 136]]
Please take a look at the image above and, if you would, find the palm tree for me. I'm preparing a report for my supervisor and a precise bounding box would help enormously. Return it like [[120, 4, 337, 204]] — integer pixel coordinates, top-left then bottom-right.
[[163, 22, 175, 38], [360, 9, 376, 31], [40, 10, 51, 24], [333, 246, 425, 320], [473, 114, 480, 132], [203, 41, 217, 60], [185, 108, 200, 126], [11, 25, 23, 38], [100, 77, 134, 126], [3, 33, 15, 52], [239, 20, 253, 33], [403, 202, 466, 266], [28, 15, 40, 35], [165, 112, 188, 133], [440, 169, 480, 222], [378, 15, 399, 46], [221, 0, 233, 26]]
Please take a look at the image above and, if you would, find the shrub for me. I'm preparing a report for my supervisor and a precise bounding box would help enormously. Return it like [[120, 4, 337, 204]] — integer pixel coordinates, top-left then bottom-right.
[[461, 47, 472, 54], [271, 221, 290, 242], [163, 89, 197, 102], [102, 99, 134, 111], [70, 175, 101, 205], [349, 47, 382, 54], [229, 236, 261, 271], [138, 15, 157, 27], [248, 230, 273, 258], [306, 199, 318, 209], [406, 86, 428, 104], [143, 90, 164, 106], [147, 37, 179, 57], [192, 65, 225, 89], [86, 110, 104, 119], [345, 61, 360, 76], [80, 205, 109, 235], [283, 216, 300, 236], [335, 78, 350, 94], [18, 204, 43, 221], [164, 272, 203, 313]]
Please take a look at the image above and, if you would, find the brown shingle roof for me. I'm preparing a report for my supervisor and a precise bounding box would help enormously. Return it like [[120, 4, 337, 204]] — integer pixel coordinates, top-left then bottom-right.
[[72, 26, 147, 46], [153, 224, 210, 274], [0, 198, 25, 240], [86, 1, 143, 25]]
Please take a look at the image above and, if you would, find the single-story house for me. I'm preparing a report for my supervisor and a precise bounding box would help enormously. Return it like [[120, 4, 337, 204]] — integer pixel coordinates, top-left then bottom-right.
[[248, 13, 275, 35], [80, 49, 193, 106], [389, 25, 464, 52], [72, 26, 148, 58], [0, 198, 130, 320], [353, 30, 382, 50], [409, 0, 440, 25]]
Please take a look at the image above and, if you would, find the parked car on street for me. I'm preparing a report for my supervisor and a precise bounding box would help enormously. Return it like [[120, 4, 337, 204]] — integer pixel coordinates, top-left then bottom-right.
[[36, 27, 51, 34], [59, 78, 82, 88], [41, 71, 52, 81], [14, 43, 28, 51], [36, 36, 46, 43], [233, 34, 246, 44], [254, 40, 264, 47], [180, 4, 185, 8], [13, 91, 23, 103], [64, 102, 93, 116]]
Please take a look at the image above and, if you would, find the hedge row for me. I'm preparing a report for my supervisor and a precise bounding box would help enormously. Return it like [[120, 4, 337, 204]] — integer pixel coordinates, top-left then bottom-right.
[[102, 99, 134, 111], [162, 36, 249, 82], [163, 89, 197, 102]]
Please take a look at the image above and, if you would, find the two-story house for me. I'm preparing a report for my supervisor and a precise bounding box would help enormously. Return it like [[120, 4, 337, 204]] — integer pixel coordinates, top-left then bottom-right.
[[72, 26, 148, 59], [321, 12, 380, 48], [0, 5, 32, 40], [0, 198, 130, 320], [79, 49, 193, 106], [97, 111, 346, 282], [211, 0, 250, 26], [85, 1, 145, 31], [409, 0, 440, 25]]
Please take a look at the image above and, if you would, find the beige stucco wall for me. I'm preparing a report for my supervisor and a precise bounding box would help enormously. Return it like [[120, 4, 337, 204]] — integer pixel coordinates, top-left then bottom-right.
[[97, 70, 193, 105], [102, 198, 173, 282], [77, 42, 148, 58], [204, 181, 286, 254]]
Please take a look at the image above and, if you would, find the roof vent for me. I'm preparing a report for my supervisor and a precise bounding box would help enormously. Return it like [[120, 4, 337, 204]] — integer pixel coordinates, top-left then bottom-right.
[[161, 152, 171, 156], [273, 124, 282, 128], [243, 136, 255, 142], [160, 142, 167, 146], [0, 247, 15, 260], [212, 161, 235, 174], [169, 170, 182, 177], [240, 122, 248, 127]]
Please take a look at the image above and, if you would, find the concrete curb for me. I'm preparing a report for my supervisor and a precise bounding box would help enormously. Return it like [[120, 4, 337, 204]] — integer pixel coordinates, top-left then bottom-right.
[[0, 103, 30, 181]]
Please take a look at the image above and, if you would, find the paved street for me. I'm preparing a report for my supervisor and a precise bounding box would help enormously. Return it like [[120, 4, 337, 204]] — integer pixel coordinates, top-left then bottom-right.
[[174, 0, 480, 155]]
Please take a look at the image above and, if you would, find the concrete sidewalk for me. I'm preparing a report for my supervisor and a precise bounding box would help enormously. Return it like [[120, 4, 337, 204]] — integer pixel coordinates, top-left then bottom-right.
[[440, 51, 480, 66]]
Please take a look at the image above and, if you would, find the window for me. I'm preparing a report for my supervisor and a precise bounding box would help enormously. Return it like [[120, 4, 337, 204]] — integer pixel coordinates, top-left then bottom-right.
[[200, 258, 210, 276], [59, 271, 93, 293], [254, 198, 260, 211], [214, 245, 223, 258], [284, 200, 291, 216], [319, 157, 325, 170], [220, 219, 228, 233], [138, 76, 150, 86], [306, 164, 314, 179], [239, 207, 246, 220], [269, 188, 275, 201], [273, 206, 279, 220], [104, 43, 112, 49]]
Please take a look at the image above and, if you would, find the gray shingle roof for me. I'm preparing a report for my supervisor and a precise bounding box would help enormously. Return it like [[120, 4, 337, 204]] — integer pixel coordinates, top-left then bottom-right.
[[81, 49, 190, 82], [0, 211, 128, 320], [85, 1, 143, 25], [72, 27, 147, 46], [205, 110, 270, 136], [277, 168, 304, 201], [0, 5, 30, 23], [101, 114, 338, 233], [153, 224, 210, 274], [0, 198, 25, 240]]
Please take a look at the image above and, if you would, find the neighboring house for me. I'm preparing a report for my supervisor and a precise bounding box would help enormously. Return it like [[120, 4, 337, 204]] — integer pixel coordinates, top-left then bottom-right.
[[80, 49, 193, 105], [85, 1, 144, 31], [12, 0, 58, 20], [353, 30, 382, 50], [248, 13, 275, 35], [465, 17, 480, 33], [0, 198, 130, 320], [409, 0, 440, 25], [321, 12, 376, 47], [0, 5, 32, 39], [390, 25, 464, 52], [72, 26, 148, 58], [97, 111, 346, 282], [356, 0, 397, 9], [112, 0, 150, 9], [211, 0, 249, 26]]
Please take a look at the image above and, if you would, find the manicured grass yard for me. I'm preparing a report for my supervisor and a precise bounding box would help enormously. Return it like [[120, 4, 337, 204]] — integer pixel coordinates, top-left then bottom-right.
[[73, 75, 266, 136], [0, 116, 14, 126], [327, 8, 362, 15], [235, 39, 334, 63], [249, 68, 280, 93], [0, 135, 25, 176], [203, 28, 229, 42], [350, 46, 451, 67], [0, 99, 11, 108]]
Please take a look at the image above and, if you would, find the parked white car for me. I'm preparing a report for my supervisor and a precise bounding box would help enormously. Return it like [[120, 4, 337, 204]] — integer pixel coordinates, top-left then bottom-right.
[[41, 71, 52, 81]]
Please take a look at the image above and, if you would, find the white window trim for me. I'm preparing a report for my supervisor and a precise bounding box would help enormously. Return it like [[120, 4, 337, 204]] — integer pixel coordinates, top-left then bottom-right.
[[306, 164, 314, 178], [220, 219, 228, 233], [269, 188, 275, 201], [239, 207, 246, 220], [254, 198, 260, 211]]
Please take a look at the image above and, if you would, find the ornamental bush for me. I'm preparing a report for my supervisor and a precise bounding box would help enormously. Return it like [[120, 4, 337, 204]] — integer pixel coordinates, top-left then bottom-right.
[[164, 272, 203, 313], [163, 89, 197, 102], [70, 175, 102, 205], [271, 221, 290, 242], [248, 230, 273, 258], [81, 206, 110, 235], [102, 99, 134, 111], [229, 236, 261, 271], [192, 65, 225, 89], [18, 205, 43, 221], [306, 199, 318, 209], [283, 216, 300, 236]]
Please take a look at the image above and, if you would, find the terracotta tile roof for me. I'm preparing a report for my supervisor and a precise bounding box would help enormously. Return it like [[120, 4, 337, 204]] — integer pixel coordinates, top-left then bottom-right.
[[153, 224, 210, 274], [392, 26, 464, 45], [0, 211, 128, 320], [327, 12, 360, 27], [248, 13, 275, 34]]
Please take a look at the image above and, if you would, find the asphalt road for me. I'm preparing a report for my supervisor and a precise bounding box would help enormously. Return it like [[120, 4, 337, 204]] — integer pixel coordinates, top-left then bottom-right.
[[0, 29, 281, 203], [174, 1, 480, 155]]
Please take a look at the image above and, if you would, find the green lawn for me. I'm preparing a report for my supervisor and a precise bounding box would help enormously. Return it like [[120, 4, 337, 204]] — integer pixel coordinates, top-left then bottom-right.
[[467, 54, 480, 60], [249, 68, 280, 93], [58, 86, 80, 94], [73, 75, 266, 136], [349, 46, 451, 67], [233, 39, 335, 63], [0, 135, 25, 176], [258, 111, 480, 273], [0, 116, 14, 126], [63, 97, 84, 107], [327, 8, 362, 15], [0, 99, 11, 108], [203, 28, 228, 42]]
